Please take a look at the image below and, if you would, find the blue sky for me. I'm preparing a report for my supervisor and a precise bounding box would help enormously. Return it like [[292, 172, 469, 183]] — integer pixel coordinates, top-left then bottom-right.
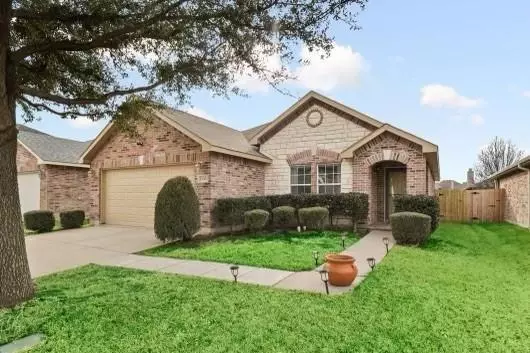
[[19, 0, 530, 182]]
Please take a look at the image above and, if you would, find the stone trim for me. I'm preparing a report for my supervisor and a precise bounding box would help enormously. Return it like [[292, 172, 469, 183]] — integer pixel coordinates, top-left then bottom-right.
[[93, 151, 209, 170], [364, 150, 410, 166], [286, 148, 341, 165]]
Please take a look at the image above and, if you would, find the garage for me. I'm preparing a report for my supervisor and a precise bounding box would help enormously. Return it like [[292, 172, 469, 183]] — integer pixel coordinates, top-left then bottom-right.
[[102, 165, 195, 227], [18, 172, 40, 215]]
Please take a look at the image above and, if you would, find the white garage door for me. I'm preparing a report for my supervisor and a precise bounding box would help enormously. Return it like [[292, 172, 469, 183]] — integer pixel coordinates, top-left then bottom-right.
[[103, 165, 195, 227], [18, 172, 40, 215]]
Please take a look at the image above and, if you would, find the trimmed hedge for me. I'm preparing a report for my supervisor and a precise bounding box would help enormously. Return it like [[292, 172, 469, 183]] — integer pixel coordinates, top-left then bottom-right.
[[59, 210, 85, 229], [244, 209, 270, 232], [213, 193, 368, 228], [393, 194, 439, 232], [298, 207, 329, 230], [24, 210, 55, 233], [154, 176, 200, 241], [272, 206, 297, 228], [390, 212, 431, 245]]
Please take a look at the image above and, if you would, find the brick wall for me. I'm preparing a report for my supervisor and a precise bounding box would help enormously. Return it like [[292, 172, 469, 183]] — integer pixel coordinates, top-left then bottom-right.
[[87, 118, 204, 222], [352, 131, 427, 224], [260, 101, 373, 194], [499, 171, 529, 227], [16, 142, 38, 173], [40, 165, 89, 213]]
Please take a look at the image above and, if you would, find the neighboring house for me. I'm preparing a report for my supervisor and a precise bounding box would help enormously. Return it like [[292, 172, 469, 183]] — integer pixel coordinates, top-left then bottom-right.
[[78, 91, 439, 232], [16, 125, 90, 215], [436, 168, 476, 190], [487, 156, 530, 228]]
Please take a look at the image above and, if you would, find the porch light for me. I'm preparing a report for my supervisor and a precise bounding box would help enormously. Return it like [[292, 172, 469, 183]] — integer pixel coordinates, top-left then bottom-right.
[[341, 233, 347, 249], [319, 269, 330, 295], [367, 257, 376, 270], [383, 237, 390, 254], [312, 251, 319, 266], [230, 265, 239, 283]]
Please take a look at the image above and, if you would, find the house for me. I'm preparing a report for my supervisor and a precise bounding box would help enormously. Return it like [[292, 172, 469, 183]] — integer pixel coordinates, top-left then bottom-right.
[[436, 168, 476, 190], [16, 125, 90, 215], [487, 156, 530, 228], [76, 91, 439, 232]]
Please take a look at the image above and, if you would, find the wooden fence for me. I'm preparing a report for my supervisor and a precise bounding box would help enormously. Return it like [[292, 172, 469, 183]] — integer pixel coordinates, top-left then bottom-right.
[[437, 188, 505, 222]]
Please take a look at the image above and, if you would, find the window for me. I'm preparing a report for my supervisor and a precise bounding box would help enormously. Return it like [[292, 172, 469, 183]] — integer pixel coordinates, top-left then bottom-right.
[[318, 164, 341, 194], [290, 165, 312, 194]]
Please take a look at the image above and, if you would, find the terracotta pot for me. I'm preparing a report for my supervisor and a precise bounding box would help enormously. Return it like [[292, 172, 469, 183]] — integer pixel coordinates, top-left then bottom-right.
[[325, 253, 358, 286]]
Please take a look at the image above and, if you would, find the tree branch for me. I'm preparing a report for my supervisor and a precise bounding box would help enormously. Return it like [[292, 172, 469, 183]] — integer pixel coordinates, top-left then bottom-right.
[[18, 96, 111, 117]]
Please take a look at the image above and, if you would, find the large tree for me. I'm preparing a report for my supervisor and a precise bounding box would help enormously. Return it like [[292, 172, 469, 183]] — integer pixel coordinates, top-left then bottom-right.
[[475, 136, 524, 181], [0, 0, 367, 307]]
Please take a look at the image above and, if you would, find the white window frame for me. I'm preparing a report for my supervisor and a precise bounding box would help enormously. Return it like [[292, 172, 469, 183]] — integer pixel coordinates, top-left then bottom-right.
[[290, 165, 312, 194], [317, 163, 341, 194]]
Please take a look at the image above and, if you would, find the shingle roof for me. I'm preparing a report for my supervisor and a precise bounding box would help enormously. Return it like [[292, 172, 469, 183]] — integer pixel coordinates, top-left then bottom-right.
[[241, 122, 270, 141], [17, 124, 91, 164], [158, 109, 270, 160]]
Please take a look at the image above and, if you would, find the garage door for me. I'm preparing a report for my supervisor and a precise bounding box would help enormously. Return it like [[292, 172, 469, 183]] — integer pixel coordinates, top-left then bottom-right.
[[18, 172, 40, 215], [102, 165, 195, 227]]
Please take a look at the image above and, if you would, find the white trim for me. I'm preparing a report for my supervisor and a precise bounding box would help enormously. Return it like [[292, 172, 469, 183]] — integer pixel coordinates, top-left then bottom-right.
[[317, 163, 341, 194], [38, 161, 91, 168], [290, 165, 312, 194], [208, 146, 272, 164]]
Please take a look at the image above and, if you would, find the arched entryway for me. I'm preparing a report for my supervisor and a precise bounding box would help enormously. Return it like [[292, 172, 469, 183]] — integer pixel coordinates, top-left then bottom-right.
[[370, 160, 407, 224]]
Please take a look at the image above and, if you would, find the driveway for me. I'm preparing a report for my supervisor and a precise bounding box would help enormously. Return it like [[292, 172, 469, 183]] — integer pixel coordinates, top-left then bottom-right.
[[25, 225, 162, 278]]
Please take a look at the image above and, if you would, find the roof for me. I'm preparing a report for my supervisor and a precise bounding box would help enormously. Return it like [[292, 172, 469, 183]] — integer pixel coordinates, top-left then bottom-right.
[[485, 155, 530, 181], [249, 90, 385, 145], [242, 122, 269, 141], [17, 124, 91, 167]]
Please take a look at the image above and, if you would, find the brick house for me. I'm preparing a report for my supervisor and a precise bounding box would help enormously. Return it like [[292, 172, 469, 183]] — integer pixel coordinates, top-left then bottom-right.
[[74, 91, 439, 233], [16, 125, 90, 215], [487, 156, 530, 228]]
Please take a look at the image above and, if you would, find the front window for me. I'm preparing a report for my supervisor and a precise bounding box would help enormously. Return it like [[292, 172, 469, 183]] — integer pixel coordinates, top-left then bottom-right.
[[290, 165, 312, 194], [318, 164, 341, 194]]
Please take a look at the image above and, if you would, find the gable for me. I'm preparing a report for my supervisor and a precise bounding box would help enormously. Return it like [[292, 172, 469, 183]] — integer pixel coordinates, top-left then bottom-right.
[[17, 142, 39, 173], [260, 101, 376, 158]]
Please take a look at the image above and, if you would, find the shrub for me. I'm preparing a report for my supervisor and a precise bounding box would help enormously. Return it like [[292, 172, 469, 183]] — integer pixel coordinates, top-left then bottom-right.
[[244, 209, 270, 232], [272, 206, 297, 228], [390, 212, 431, 245], [298, 207, 329, 230], [24, 210, 55, 233], [212, 198, 245, 229], [393, 195, 439, 232], [59, 210, 85, 229], [154, 176, 200, 241]]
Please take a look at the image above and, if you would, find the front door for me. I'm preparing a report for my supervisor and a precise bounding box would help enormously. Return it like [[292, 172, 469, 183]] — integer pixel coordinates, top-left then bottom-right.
[[386, 169, 406, 221]]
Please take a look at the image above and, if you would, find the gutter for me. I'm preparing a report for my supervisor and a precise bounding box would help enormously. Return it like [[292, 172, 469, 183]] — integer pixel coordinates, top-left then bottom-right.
[[517, 163, 530, 229]]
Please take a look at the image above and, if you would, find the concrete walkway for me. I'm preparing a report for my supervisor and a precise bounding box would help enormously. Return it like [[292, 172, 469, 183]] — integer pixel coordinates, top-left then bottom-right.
[[94, 230, 395, 295]]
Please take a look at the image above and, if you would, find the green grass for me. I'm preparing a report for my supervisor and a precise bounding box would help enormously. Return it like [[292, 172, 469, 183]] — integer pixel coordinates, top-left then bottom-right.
[[140, 230, 358, 271], [1, 223, 529, 352]]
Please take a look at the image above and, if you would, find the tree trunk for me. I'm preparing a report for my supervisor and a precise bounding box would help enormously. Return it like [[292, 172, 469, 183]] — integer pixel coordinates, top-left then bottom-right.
[[0, 0, 34, 308]]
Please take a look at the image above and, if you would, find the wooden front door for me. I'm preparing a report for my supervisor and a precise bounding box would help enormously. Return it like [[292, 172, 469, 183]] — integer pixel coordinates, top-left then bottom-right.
[[386, 169, 407, 221]]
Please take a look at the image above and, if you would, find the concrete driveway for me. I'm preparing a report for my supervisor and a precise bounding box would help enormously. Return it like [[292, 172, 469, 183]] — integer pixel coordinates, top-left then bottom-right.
[[25, 225, 162, 278]]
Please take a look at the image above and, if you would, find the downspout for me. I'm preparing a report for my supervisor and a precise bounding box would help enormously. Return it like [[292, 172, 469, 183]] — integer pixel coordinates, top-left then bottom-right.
[[517, 163, 530, 229]]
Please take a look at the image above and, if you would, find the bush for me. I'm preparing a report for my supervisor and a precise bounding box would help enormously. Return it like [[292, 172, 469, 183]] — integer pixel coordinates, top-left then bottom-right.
[[390, 212, 431, 245], [59, 210, 85, 229], [298, 207, 329, 230], [24, 210, 55, 233], [244, 209, 270, 232], [393, 195, 439, 232], [272, 206, 297, 228], [154, 176, 200, 241]]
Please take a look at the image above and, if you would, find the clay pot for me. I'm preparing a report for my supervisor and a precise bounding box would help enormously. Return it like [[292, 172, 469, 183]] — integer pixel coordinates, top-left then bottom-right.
[[325, 254, 358, 286]]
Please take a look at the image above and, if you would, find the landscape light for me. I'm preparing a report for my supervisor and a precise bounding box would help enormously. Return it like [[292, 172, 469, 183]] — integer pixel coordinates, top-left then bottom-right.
[[367, 257, 376, 270], [383, 237, 390, 254], [230, 265, 239, 283], [341, 233, 347, 249], [312, 250, 319, 266], [319, 269, 330, 295]]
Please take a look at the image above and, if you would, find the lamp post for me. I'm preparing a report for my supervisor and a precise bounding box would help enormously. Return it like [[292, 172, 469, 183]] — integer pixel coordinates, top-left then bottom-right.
[[319, 269, 330, 295], [230, 265, 239, 283], [367, 257, 376, 271], [341, 233, 347, 250], [312, 251, 319, 267], [383, 237, 389, 254]]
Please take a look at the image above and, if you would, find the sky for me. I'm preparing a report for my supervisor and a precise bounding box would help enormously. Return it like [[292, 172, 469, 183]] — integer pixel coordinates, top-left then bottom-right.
[[18, 0, 530, 182]]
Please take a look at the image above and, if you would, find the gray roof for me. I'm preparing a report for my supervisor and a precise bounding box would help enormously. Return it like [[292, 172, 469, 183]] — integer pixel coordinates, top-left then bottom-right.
[[17, 124, 91, 164], [159, 109, 270, 160], [486, 155, 530, 181], [242, 122, 270, 141]]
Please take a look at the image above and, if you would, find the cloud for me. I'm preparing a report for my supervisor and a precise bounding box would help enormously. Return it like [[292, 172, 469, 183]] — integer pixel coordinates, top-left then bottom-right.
[[522, 91, 530, 98], [68, 117, 106, 129], [185, 107, 216, 121], [470, 114, 485, 126], [233, 46, 284, 93], [421, 84, 483, 108], [295, 43, 365, 91]]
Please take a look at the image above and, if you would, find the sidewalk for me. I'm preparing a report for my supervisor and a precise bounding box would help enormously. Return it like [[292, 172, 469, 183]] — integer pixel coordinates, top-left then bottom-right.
[[94, 230, 395, 295]]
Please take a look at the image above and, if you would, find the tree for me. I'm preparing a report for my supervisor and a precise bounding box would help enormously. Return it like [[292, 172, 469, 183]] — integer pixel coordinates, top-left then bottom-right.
[[0, 0, 367, 307], [475, 136, 524, 181]]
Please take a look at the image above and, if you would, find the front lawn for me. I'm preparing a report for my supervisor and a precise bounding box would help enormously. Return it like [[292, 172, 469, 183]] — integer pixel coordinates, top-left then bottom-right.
[[1, 223, 528, 352], [140, 230, 358, 271]]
